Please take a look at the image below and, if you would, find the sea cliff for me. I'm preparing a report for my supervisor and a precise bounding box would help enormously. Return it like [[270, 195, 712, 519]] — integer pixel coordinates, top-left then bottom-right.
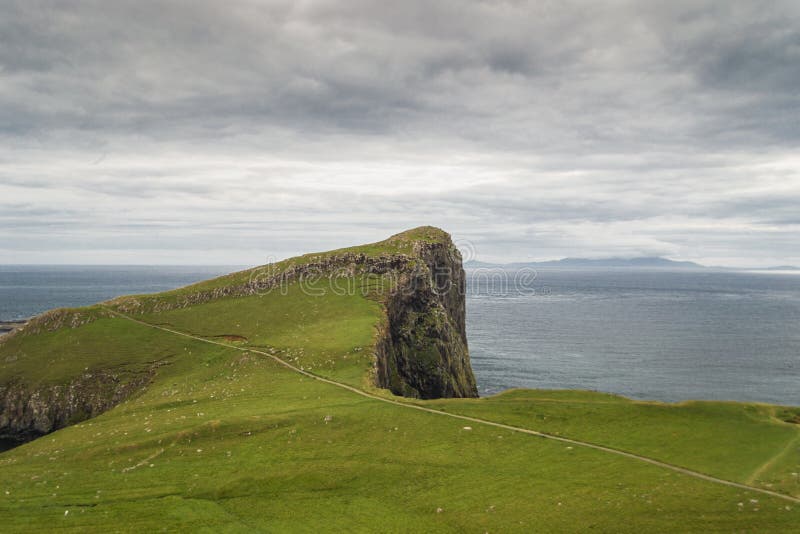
[[0, 227, 477, 444]]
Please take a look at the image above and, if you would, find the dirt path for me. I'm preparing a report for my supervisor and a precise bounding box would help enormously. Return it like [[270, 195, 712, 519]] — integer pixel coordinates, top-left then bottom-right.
[[745, 433, 800, 485], [104, 308, 800, 505]]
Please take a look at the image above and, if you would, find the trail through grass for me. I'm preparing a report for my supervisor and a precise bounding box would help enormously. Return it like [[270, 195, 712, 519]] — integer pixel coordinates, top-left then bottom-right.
[[2, 229, 799, 531], [105, 307, 800, 506]]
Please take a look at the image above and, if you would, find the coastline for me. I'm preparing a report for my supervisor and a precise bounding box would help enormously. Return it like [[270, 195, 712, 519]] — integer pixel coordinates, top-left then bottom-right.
[[0, 319, 28, 337]]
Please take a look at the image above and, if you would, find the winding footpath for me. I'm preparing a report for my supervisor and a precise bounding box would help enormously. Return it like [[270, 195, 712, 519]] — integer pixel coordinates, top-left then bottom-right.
[[104, 307, 800, 505]]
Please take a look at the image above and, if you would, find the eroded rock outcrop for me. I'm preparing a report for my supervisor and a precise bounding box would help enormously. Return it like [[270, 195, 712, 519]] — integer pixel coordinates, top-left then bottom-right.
[[0, 368, 158, 446], [374, 239, 478, 398]]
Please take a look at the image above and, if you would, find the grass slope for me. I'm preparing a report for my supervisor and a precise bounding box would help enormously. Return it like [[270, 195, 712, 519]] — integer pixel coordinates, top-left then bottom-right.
[[0, 228, 798, 531], [0, 310, 172, 387], [135, 279, 386, 388], [1, 319, 798, 532], [428, 390, 800, 498]]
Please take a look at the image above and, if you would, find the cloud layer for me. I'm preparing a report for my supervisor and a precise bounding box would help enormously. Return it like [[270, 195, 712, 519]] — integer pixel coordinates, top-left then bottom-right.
[[2, 1, 799, 265]]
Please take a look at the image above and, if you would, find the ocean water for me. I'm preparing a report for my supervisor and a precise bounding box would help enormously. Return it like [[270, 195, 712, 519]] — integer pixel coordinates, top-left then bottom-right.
[[466, 269, 800, 405], [1, 265, 798, 405]]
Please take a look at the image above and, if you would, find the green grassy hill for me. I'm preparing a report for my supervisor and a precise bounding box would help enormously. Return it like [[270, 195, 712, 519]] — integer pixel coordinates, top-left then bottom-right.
[[0, 228, 798, 532]]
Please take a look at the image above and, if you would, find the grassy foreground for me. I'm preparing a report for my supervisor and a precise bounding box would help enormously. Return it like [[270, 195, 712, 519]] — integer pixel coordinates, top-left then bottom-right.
[[0, 229, 798, 531]]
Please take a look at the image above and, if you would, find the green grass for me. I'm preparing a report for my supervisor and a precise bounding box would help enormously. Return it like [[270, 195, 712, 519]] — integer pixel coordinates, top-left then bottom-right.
[[134, 278, 387, 388], [428, 389, 800, 497], [122, 283, 800, 499], [0, 314, 184, 386], [1, 325, 798, 532], [1, 228, 799, 531]]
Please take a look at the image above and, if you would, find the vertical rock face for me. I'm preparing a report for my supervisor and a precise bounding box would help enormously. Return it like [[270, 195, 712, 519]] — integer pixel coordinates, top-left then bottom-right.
[[0, 370, 155, 445], [374, 236, 479, 399]]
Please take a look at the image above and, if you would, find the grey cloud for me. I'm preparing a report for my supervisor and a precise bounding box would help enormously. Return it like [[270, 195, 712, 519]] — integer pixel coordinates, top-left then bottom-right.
[[0, 1, 799, 266]]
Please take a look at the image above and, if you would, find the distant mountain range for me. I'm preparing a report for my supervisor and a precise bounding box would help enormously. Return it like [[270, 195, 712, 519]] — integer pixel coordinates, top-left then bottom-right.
[[464, 257, 800, 271]]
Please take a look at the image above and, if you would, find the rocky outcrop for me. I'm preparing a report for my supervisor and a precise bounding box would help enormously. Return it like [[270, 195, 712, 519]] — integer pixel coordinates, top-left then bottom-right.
[[374, 240, 478, 398], [108, 253, 418, 315], [0, 367, 158, 445]]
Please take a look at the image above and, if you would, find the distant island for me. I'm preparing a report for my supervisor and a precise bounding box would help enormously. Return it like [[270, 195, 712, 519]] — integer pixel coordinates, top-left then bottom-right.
[[465, 256, 799, 271]]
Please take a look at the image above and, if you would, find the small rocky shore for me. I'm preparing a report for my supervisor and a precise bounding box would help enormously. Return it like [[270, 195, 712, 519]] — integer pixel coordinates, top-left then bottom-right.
[[0, 320, 28, 337]]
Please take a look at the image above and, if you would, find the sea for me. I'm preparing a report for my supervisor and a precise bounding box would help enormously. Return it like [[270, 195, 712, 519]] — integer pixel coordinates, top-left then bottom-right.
[[1, 265, 798, 406]]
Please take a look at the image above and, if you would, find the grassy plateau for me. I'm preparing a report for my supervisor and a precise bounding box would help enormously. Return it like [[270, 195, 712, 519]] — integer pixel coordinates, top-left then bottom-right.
[[0, 228, 797, 532]]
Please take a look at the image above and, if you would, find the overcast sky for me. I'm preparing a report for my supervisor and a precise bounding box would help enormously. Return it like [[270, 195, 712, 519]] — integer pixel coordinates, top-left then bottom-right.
[[1, 1, 799, 266]]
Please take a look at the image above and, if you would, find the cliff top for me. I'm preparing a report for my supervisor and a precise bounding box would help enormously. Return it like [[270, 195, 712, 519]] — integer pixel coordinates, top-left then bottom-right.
[[98, 226, 456, 310]]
